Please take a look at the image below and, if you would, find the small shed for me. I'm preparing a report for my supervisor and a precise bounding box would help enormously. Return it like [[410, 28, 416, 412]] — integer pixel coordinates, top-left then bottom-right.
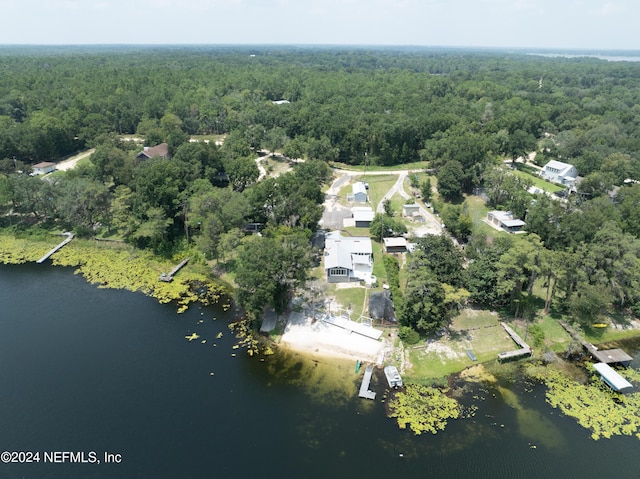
[[593, 362, 633, 392], [352, 182, 368, 203], [31, 161, 56, 175], [352, 206, 374, 227], [402, 204, 420, 217], [383, 237, 408, 253]]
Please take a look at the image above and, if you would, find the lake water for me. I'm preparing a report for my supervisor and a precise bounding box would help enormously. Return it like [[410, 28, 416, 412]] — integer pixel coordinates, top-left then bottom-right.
[[1, 264, 639, 479]]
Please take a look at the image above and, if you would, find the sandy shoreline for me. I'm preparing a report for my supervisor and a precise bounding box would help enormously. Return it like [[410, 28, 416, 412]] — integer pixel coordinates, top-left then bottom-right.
[[279, 310, 387, 363]]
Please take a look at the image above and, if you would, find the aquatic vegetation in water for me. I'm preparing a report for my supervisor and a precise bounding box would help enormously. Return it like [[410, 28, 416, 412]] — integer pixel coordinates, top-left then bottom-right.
[[387, 384, 460, 435], [0, 236, 227, 311], [529, 364, 640, 440]]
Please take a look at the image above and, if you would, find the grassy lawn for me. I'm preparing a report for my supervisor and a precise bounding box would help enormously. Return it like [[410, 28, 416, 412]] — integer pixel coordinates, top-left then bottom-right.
[[464, 195, 498, 237], [262, 155, 293, 177], [355, 174, 397, 206], [330, 160, 429, 172], [512, 165, 564, 193], [405, 308, 516, 380], [331, 285, 367, 320]]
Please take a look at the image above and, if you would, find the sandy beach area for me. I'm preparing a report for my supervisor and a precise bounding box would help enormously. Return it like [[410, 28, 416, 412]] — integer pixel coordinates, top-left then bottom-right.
[[279, 310, 387, 363]]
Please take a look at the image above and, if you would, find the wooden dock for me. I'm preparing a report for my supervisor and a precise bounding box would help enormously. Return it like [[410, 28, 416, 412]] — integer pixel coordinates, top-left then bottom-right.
[[358, 365, 376, 400], [498, 322, 532, 361], [36, 232, 74, 264], [159, 257, 190, 282], [558, 320, 632, 365]]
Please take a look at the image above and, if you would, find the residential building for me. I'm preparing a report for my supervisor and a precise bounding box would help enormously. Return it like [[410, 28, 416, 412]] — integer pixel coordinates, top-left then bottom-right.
[[136, 143, 170, 160], [485, 211, 526, 234], [352, 206, 375, 228], [540, 160, 578, 186], [324, 231, 374, 284], [351, 182, 368, 202], [31, 161, 56, 175]]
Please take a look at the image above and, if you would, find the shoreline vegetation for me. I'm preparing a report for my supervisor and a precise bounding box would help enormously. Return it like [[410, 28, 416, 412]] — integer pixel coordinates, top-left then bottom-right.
[[3, 230, 640, 443], [2, 46, 640, 442]]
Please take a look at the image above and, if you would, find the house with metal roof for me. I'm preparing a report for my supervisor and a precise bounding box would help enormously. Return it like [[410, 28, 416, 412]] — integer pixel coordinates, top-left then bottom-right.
[[485, 211, 526, 234], [593, 363, 633, 392], [324, 231, 374, 285], [540, 160, 578, 186], [352, 206, 375, 227], [351, 182, 368, 203]]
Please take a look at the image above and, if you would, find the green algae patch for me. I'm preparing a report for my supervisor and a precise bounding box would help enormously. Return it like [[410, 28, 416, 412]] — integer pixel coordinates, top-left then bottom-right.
[[387, 384, 460, 435], [529, 364, 640, 440], [0, 232, 227, 311], [0, 232, 55, 263]]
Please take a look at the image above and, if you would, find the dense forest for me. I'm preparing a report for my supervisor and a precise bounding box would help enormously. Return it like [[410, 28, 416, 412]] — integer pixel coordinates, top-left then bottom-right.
[[2, 46, 640, 331]]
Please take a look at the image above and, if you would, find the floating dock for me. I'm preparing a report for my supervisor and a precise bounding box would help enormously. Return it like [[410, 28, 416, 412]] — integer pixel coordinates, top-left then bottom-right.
[[159, 257, 190, 282], [36, 232, 74, 264], [498, 322, 532, 361], [358, 365, 376, 400]]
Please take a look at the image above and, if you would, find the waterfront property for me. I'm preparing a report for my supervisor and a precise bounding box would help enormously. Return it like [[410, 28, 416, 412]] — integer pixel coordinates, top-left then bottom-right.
[[558, 320, 633, 365], [159, 257, 190, 282], [593, 362, 633, 392], [324, 231, 374, 284], [485, 210, 526, 234], [497, 322, 532, 361]]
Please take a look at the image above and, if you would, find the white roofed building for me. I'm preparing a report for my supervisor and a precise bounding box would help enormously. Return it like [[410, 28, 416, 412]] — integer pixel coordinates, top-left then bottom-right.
[[324, 231, 374, 285], [485, 211, 526, 234], [540, 160, 578, 186]]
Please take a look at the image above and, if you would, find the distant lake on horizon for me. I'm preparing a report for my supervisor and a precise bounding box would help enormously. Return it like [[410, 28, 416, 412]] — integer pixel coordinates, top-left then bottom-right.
[[1, 263, 639, 479], [527, 52, 640, 62]]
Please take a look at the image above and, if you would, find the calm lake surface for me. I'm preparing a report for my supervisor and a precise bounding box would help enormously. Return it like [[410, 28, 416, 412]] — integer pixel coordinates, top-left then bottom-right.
[[1, 264, 639, 479]]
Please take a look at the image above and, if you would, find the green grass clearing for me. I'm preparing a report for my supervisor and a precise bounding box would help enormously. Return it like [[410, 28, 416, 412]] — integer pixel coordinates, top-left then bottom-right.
[[405, 308, 516, 380]]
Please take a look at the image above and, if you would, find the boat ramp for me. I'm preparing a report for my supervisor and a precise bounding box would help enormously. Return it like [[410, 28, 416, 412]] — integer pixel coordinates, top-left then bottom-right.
[[36, 232, 74, 263]]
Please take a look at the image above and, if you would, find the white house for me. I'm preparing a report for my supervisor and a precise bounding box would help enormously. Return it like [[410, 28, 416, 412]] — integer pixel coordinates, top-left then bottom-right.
[[485, 211, 526, 234], [352, 206, 375, 227], [540, 160, 578, 186], [31, 162, 57, 175], [351, 182, 368, 203], [324, 231, 374, 284]]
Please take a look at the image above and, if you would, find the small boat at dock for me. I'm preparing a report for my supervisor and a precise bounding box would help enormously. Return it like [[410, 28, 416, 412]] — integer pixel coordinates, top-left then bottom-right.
[[384, 365, 402, 388]]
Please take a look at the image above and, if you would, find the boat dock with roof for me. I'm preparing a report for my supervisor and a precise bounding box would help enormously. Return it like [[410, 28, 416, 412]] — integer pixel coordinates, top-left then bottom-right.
[[558, 320, 633, 365]]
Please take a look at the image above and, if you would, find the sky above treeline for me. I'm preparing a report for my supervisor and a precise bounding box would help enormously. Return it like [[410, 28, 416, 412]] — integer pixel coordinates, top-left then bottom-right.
[[2, 0, 638, 50]]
